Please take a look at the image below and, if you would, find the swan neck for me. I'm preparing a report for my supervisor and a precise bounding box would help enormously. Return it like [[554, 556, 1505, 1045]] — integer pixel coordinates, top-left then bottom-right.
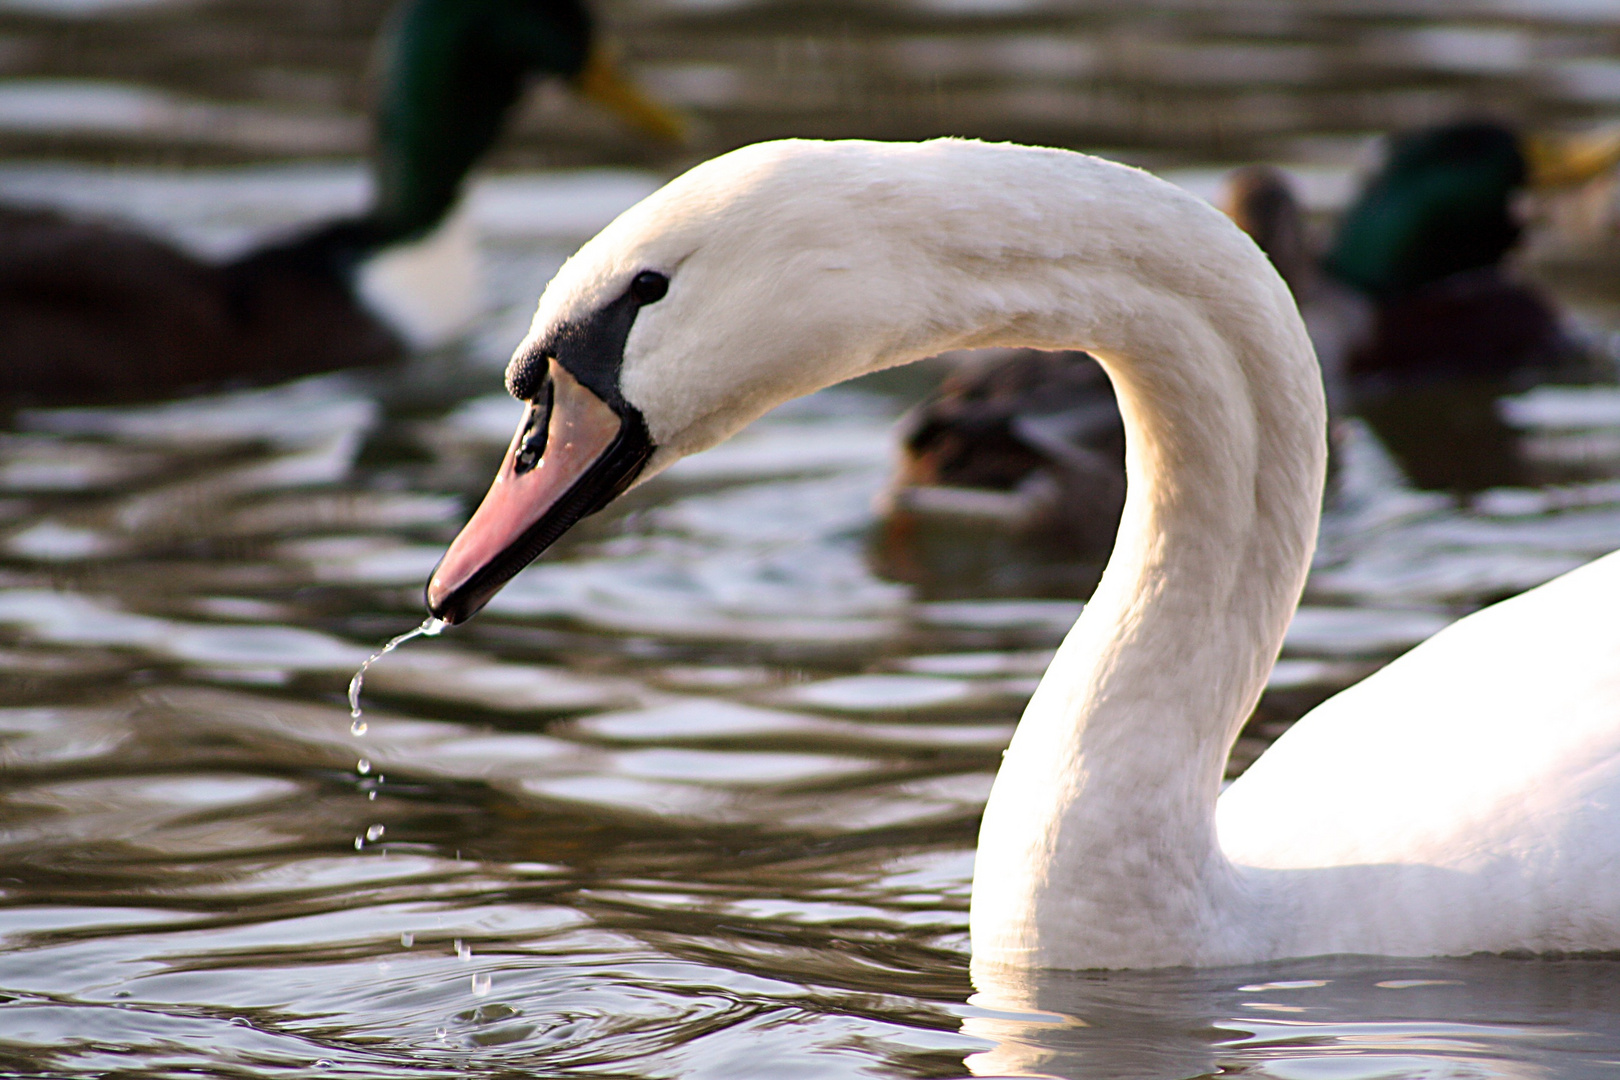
[[952, 161, 1325, 969]]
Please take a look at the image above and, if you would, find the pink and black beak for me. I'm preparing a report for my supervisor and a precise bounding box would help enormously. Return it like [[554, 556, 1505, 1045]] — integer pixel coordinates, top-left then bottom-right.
[[425, 271, 668, 624]]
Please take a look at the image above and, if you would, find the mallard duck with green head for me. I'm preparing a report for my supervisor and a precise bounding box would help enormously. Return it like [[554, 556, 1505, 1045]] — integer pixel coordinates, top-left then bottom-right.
[[1322, 120, 1620, 489], [0, 0, 680, 406], [1329, 122, 1585, 384]]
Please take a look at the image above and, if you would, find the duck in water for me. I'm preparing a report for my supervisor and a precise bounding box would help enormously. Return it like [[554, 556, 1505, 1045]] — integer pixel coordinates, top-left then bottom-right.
[[1326, 121, 1617, 490], [0, 0, 680, 407]]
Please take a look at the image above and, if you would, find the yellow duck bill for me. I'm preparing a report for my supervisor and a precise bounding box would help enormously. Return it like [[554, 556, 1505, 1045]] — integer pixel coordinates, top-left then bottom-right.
[[1525, 123, 1620, 189], [425, 358, 652, 624], [574, 47, 687, 145]]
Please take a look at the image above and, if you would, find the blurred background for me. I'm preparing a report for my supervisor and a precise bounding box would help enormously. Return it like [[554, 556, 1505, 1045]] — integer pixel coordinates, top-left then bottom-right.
[[9, 0, 1620, 167], [6, 2, 1620, 1078]]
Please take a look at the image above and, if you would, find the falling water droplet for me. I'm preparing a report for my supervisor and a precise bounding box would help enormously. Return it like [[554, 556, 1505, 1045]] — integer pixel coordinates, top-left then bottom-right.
[[368, 791, 377, 801], [435, 1027, 448, 1042], [401, 932, 414, 948], [354, 836, 364, 850], [348, 617, 447, 724], [455, 939, 472, 961], [357, 758, 372, 776], [366, 824, 385, 842], [471, 973, 492, 996]]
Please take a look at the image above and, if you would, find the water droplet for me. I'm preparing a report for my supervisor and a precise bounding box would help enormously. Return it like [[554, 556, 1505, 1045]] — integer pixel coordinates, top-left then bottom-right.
[[471, 972, 492, 996], [435, 1027, 448, 1041], [365, 824, 385, 842], [356, 758, 371, 775], [313, 1060, 333, 1069], [229, 1016, 251, 1027], [353, 836, 364, 851], [368, 791, 377, 801], [348, 617, 447, 725], [455, 939, 471, 961], [400, 932, 414, 948]]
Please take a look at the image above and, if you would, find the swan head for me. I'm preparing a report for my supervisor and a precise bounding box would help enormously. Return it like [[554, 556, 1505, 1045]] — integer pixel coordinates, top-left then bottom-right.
[[427, 139, 1002, 622], [424, 136, 1289, 623]]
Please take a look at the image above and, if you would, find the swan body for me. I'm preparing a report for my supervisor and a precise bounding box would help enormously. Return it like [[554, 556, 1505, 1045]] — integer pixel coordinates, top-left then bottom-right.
[[1220, 550, 1620, 959], [423, 137, 1620, 969]]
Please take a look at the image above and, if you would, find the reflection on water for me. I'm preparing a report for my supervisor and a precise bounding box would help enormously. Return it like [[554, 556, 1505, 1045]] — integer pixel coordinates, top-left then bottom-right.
[[968, 956, 1620, 1079], [5, 1, 1620, 1077]]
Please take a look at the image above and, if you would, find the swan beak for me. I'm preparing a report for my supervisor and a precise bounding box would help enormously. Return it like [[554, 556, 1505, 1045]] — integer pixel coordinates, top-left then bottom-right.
[[426, 359, 652, 624], [1525, 125, 1620, 188], [574, 47, 686, 145]]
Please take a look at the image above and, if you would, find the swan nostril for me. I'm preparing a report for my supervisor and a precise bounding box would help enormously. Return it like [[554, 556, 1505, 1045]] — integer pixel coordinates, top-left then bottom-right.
[[513, 377, 554, 474]]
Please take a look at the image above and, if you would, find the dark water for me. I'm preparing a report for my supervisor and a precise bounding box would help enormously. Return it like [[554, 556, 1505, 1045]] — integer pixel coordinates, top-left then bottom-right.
[[6, 1, 1620, 1077]]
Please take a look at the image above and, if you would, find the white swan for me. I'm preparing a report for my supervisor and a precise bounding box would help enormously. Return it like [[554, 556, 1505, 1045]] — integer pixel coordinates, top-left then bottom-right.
[[422, 138, 1620, 970]]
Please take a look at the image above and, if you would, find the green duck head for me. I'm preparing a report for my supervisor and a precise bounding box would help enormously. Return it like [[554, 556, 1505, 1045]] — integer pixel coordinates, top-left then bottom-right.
[[367, 0, 680, 247], [1325, 121, 1526, 299]]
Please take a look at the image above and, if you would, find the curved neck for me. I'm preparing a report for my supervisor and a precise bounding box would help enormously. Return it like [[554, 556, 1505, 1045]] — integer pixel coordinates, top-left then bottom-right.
[[883, 154, 1328, 970]]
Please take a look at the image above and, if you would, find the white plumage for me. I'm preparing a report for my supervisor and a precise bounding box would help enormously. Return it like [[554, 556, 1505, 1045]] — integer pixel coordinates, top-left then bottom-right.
[[508, 137, 1620, 970]]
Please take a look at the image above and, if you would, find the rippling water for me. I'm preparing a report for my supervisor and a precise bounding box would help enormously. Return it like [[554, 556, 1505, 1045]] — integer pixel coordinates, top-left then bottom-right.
[[7, 1, 1620, 1077]]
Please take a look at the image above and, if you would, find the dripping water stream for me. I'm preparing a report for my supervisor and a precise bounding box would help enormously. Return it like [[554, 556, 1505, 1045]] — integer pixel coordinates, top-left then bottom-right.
[[347, 617, 447, 732]]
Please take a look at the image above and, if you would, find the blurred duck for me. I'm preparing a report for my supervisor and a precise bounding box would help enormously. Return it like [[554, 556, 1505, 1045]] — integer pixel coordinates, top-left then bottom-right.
[[1325, 121, 1604, 386], [1235, 121, 1620, 392], [886, 118, 1620, 536], [0, 0, 681, 407], [1319, 121, 1620, 489], [886, 348, 1125, 562]]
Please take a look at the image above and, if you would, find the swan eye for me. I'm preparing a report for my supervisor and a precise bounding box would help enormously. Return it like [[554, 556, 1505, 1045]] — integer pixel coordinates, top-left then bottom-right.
[[629, 271, 669, 305], [512, 374, 554, 475]]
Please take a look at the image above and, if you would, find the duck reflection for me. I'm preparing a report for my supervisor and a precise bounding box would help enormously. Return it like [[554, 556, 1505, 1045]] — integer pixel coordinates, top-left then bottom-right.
[[964, 955, 1620, 1080]]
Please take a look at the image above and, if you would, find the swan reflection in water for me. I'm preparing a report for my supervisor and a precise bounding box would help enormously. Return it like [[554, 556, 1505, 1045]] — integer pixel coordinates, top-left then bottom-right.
[[964, 956, 1620, 1079]]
